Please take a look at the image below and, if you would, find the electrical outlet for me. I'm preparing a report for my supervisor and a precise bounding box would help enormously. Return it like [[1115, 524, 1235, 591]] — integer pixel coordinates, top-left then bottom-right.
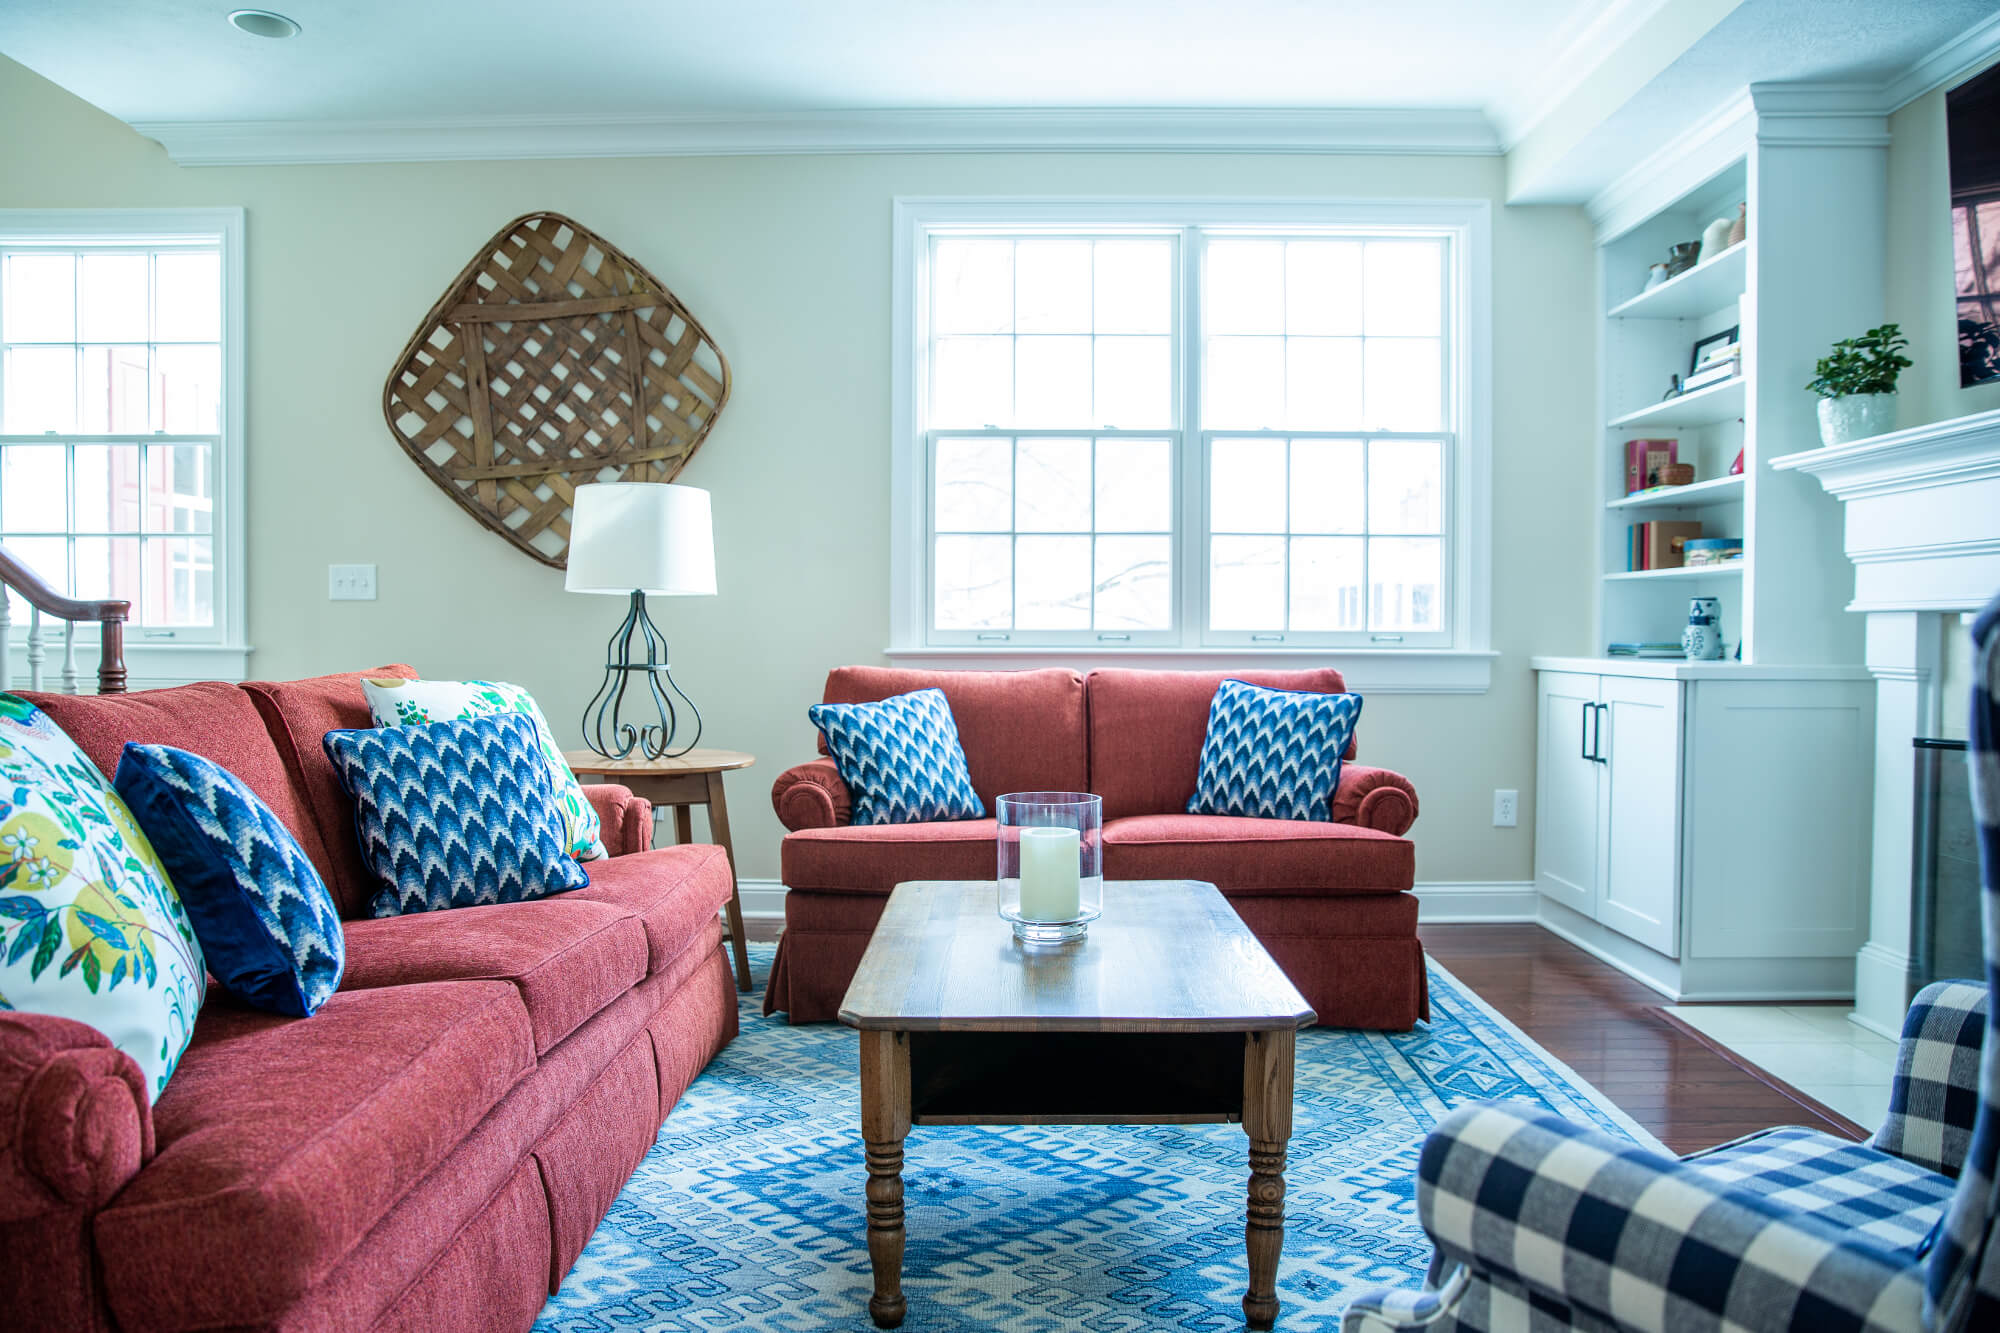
[[328, 564, 378, 601], [1493, 789, 1518, 828]]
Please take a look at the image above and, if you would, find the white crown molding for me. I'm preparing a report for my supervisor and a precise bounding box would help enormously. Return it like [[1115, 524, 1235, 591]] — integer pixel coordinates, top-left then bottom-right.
[[1586, 92, 1754, 239], [135, 107, 1504, 167], [1880, 9, 2000, 112], [1747, 83, 1891, 148], [1485, 0, 1674, 149]]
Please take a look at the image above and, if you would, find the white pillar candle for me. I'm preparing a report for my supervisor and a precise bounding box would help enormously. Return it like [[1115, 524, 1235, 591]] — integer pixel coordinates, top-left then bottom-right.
[[1017, 826, 1081, 922]]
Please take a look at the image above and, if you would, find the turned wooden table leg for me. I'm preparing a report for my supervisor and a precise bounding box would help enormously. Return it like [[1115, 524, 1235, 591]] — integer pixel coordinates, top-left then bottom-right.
[[861, 1030, 912, 1329], [1242, 1027, 1295, 1330]]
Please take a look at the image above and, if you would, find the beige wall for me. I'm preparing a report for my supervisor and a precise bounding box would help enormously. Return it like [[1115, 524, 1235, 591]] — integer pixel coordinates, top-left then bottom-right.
[[1886, 64, 2000, 432], [0, 55, 1599, 886]]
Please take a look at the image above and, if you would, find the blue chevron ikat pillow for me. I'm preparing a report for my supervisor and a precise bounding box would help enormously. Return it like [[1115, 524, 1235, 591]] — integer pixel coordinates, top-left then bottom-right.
[[1187, 679, 1363, 822], [808, 688, 986, 826], [322, 713, 589, 919], [115, 744, 344, 1016]]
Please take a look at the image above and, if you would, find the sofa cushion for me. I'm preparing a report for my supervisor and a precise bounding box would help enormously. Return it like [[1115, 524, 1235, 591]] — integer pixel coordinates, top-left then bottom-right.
[[1101, 814, 1413, 893], [809, 688, 985, 825], [781, 819, 1000, 894], [1188, 679, 1363, 822], [242, 665, 419, 920], [563, 844, 735, 973], [20, 680, 335, 889], [340, 897, 646, 1054], [1086, 668, 1356, 820], [93, 978, 536, 1332], [322, 714, 590, 918], [114, 744, 345, 1018], [821, 667, 1087, 809]]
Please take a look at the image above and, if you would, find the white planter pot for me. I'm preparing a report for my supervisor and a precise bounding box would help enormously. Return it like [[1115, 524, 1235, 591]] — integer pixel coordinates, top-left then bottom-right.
[[1816, 393, 1897, 446]]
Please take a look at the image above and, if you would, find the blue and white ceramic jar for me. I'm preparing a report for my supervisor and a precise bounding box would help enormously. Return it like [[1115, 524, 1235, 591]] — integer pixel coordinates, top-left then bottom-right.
[[1682, 597, 1724, 661]]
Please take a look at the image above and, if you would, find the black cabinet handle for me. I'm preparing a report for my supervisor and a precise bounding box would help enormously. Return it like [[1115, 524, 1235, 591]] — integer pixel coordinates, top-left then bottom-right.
[[1592, 703, 1609, 764], [1581, 700, 1592, 760]]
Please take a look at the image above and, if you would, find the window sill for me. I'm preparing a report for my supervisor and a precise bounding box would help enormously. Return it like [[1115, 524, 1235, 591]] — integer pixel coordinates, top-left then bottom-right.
[[882, 645, 1495, 694], [6, 640, 251, 689]]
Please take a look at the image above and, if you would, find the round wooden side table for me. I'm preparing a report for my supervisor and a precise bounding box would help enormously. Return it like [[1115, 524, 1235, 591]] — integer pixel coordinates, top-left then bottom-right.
[[564, 748, 755, 992]]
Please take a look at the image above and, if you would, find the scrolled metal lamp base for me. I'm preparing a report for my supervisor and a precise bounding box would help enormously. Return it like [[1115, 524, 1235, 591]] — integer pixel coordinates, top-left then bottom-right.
[[581, 590, 702, 760]]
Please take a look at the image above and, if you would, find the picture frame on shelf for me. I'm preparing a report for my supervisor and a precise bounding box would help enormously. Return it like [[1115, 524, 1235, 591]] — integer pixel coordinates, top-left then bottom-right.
[[1689, 325, 1740, 373]]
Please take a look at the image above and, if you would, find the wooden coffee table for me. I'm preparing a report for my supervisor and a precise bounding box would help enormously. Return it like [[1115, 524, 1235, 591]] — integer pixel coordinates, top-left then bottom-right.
[[839, 879, 1314, 1330]]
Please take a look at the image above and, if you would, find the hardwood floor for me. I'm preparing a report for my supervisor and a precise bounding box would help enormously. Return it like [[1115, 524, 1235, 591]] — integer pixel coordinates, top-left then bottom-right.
[[1421, 923, 1863, 1154], [743, 916, 1866, 1156]]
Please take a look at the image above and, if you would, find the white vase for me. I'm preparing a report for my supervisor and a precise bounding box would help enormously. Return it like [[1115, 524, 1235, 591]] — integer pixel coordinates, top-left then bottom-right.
[[1816, 393, 1897, 446]]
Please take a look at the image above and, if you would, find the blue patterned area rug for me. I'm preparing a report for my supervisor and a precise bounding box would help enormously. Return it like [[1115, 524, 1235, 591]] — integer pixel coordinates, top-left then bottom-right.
[[536, 944, 1659, 1332]]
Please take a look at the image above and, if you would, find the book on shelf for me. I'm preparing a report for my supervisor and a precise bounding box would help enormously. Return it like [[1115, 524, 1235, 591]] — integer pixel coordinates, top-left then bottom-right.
[[1625, 438, 1678, 494], [1682, 358, 1739, 393], [1627, 520, 1703, 571], [1608, 642, 1685, 658]]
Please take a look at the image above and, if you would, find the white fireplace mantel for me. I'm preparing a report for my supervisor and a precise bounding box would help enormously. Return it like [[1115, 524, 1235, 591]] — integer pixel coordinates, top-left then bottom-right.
[[1773, 408, 2000, 612], [1774, 406, 2000, 1036]]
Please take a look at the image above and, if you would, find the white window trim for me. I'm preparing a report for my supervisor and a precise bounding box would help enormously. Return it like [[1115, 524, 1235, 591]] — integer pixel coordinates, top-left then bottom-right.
[[0, 207, 249, 685], [888, 196, 1493, 692]]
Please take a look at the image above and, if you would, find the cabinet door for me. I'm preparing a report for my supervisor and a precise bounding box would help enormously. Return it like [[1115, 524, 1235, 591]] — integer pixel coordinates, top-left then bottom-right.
[[1535, 672, 1601, 915], [1597, 675, 1684, 957]]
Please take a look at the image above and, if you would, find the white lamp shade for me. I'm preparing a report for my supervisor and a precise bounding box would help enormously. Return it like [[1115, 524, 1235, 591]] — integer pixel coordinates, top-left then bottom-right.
[[564, 483, 716, 596]]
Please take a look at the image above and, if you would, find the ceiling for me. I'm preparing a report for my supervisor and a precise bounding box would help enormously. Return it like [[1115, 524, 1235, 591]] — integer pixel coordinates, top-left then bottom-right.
[[0, 0, 1606, 121], [0, 0, 1995, 200]]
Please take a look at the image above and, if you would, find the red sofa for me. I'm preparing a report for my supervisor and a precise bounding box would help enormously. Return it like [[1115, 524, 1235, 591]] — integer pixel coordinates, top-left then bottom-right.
[[2, 666, 737, 1333], [766, 666, 1423, 1029]]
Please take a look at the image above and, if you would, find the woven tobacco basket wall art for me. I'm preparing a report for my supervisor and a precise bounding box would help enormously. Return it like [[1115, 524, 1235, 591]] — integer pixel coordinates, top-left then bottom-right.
[[382, 212, 731, 568]]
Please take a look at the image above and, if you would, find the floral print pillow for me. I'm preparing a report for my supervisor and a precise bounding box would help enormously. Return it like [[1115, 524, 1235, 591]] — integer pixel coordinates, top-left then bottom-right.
[[0, 694, 206, 1101], [360, 678, 607, 860]]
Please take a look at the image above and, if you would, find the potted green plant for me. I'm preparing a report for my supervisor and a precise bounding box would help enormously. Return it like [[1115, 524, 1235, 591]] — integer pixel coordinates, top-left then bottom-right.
[[1806, 323, 1911, 445]]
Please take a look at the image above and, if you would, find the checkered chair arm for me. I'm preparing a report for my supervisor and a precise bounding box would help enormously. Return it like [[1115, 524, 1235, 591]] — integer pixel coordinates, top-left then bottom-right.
[[1870, 980, 1987, 1178], [1341, 1101, 1927, 1333]]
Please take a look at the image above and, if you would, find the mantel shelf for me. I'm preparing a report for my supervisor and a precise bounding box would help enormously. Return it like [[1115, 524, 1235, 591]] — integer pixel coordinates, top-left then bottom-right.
[[1606, 243, 1746, 320], [1603, 562, 1745, 583], [1606, 474, 1745, 511], [1608, 377, 1746, 431]]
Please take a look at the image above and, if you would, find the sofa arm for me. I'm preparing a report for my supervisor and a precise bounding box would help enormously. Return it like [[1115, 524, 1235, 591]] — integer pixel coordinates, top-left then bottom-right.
[[1869, 977, 1986, 1176], [1332, 764, 1418, 835], [1341, 1101, 1923, 1332], [582, 783, 654, 857], [772, 758, 851, 831], [0, 1011, 153, 1215]]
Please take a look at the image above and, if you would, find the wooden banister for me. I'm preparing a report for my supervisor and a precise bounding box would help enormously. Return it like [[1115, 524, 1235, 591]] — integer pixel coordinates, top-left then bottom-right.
[[0, 544, 128, 694]]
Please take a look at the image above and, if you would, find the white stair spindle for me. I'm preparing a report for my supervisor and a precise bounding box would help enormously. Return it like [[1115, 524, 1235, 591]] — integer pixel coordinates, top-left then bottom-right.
[[0, 593, 10, 693], [26, 608, 44, 694], [61, 622, 78, 695]]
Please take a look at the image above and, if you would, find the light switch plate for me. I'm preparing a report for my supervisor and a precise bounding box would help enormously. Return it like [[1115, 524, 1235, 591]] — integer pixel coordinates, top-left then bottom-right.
[[1493, 789, 1518, 828], [328, 564, 378, 601]]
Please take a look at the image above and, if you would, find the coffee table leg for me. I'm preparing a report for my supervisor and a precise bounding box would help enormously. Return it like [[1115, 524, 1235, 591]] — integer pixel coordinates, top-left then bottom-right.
[[860, 1030, 912, 1328], [1243, 1028, 1295, 1330]]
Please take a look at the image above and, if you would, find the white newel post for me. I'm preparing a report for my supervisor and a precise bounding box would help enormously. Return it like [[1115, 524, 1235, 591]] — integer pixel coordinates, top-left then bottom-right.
[[1775, 408, 2000, 1037]]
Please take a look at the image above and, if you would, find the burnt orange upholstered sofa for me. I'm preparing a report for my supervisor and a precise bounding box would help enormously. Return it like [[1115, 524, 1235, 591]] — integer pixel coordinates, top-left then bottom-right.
[[766, 666, 1423, 1029]]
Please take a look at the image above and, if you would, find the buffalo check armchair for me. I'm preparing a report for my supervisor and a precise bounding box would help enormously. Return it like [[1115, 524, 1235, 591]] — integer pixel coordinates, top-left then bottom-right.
[[1344, 591, 2000, 1333]]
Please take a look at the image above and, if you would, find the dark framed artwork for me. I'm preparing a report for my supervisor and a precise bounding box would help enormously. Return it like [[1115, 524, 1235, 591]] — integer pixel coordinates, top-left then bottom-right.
[[1949, 63, 2000, 388], [1689, 326, 1740, 373]]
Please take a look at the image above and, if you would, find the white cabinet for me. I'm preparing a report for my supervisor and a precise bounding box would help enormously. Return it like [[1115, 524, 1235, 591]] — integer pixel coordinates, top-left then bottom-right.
[[1532, 658, 1876, 1001], [1534, 671, 1680, 956]]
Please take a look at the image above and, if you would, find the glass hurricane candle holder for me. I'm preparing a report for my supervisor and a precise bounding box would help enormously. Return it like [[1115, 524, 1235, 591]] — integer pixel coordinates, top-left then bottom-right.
[[997, 792, 1103, 944]]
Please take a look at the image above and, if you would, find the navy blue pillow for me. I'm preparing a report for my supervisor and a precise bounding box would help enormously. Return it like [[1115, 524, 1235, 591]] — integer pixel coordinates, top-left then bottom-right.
[[1187, 679, 1364, 822], [114, 743, 344, 1017], [322, 713, 589, 918], [808, 687, 985, 825]]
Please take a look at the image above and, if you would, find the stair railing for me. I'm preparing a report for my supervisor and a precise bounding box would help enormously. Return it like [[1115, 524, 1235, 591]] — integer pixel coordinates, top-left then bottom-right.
[[0, 544, 129, 695]]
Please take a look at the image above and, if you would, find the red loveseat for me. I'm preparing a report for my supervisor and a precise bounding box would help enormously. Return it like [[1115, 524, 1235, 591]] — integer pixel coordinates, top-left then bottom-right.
[[2, 666, 737, 1333], [766, 666, 1423, 1029]]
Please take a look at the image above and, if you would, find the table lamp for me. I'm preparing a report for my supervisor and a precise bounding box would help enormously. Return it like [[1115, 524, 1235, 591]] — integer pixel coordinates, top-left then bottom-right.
[[565, 482, 716, 759]]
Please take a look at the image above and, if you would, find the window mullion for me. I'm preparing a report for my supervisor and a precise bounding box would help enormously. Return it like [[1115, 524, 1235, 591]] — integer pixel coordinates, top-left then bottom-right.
[[1181, 226, 1204, 648]]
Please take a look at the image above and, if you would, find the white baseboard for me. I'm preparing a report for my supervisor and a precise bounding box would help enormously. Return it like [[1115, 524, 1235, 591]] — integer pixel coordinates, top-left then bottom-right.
[[1412, 882, 1538, 923], [734, 878, 1537, 924]]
